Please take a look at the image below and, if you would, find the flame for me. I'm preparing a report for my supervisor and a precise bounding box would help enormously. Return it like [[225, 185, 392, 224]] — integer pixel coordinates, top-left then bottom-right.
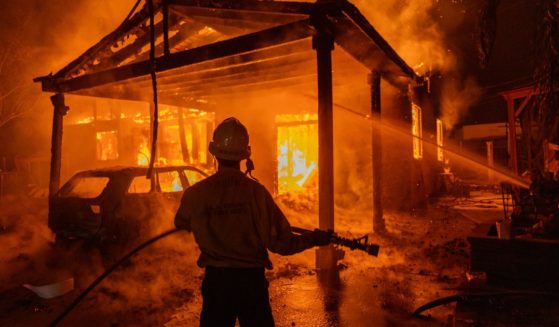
[[96, 131, 118, 161], [436, 119, 444, 162], [171, 174, 182, 192], [76, 116, 94, 124], [411, 103, 423, 159], [137, 142, 150, 166], [276, 114, 318, 194]]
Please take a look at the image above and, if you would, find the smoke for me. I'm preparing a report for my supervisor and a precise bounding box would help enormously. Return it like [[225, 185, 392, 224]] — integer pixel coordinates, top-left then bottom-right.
[[0, 193, 203, 326], [0, 0, 137, 168], [354, 0, 481, 129], [439, 77, 482, 130], [354, 0, 456, 73]]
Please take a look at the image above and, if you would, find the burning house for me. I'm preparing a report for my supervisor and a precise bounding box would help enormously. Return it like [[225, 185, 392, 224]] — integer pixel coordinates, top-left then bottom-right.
[[33, 0, 445, 247]]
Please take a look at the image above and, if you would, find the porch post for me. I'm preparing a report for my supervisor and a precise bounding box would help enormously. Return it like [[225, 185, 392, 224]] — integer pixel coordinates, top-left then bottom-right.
[[369, 71, 385, 232], [48, 93, 69, 200], [313, 27, 335, 269], [486, 141, 495, 182], [177, 107, 190, 163]]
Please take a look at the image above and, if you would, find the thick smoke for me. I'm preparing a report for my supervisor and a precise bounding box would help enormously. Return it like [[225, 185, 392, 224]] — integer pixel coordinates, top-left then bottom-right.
[[440, 77, 482, 130], [354, 0, 481, 130], [354, 0, 456, 73], [0, 0, 137, 166]]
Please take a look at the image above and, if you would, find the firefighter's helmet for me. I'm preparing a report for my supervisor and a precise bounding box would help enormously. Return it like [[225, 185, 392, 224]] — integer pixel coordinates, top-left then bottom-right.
[[209, 117, 251, 161]]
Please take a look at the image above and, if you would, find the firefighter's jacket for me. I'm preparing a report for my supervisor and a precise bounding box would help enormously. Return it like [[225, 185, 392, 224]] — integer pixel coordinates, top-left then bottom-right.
[[174, 167, 315, 269]]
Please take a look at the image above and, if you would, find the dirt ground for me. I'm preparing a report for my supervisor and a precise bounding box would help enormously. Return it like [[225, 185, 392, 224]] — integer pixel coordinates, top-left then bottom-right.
[[0, 190, 551, 327]]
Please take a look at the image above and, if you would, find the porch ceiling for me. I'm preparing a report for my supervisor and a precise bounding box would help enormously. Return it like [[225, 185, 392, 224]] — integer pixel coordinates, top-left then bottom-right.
[[34, 0, 422, 106]]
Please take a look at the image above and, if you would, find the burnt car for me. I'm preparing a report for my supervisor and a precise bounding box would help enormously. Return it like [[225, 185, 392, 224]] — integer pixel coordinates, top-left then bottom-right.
[[50, 166, 208, 245]]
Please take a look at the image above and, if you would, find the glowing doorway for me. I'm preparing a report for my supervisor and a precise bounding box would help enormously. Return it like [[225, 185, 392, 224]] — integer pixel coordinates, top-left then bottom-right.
[[276, 114, 318, 194]]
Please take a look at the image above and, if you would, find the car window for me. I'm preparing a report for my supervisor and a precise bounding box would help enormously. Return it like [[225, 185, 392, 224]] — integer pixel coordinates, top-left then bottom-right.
[[128, 176, 152, 193], [184, 169, 206, 185], [63, 177, 109, 198], [159, 171, 183, 192]]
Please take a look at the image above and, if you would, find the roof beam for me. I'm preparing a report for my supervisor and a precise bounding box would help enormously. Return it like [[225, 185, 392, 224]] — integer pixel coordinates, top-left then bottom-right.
[[54, 6, 152, 79], [40, 18, 313, 93], [137, 51, 314, 88], [155, 38, 312, 82], [156, 61, 314, 93], [166, 74, 317, 98], [336, 0, 420, 84], [171, 5, 301, 25], [166, 0, 313, 15]]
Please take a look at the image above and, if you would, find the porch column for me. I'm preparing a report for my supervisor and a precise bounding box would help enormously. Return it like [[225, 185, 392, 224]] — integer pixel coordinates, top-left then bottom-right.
[[369, 71, 385, 232], [177, 107, 190, 163], [48, 93, 69, 200], [313, 28, 335, 269], [486, 141, 495, 182]]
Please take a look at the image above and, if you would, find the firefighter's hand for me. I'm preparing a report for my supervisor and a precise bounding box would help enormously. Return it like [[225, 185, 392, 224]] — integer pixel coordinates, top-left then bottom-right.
[[312, 229, 333, 246]]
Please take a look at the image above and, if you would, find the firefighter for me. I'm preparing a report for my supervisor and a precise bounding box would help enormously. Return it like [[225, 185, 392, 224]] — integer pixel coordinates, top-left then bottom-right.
[[174, 117, 332, 327]]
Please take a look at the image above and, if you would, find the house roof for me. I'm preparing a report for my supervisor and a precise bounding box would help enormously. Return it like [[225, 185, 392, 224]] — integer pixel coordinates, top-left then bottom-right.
[[34, 0, 421, 107]]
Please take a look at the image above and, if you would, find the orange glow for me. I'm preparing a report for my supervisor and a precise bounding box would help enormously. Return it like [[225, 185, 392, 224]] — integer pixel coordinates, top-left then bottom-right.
[[77, 116, 94, 124], [137, 142, 150, 166], [171, 174, 182, 192], [436, 119, 444, 162], [276, 114, 318, 194], [412, 103, 423, 159], [96, 131, 118, 161]]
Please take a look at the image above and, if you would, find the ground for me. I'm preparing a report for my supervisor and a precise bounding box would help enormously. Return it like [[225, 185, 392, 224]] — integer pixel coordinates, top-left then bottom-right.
[[0, 189, 544, 326]]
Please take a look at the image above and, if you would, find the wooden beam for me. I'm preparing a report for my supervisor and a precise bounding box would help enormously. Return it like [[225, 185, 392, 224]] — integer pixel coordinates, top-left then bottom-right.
[[151, 39, 312, 83], [167, 0, 313, 15], [337, 0, 419, 83], [499, 85, 536, 100], [175, 12, 275, 31], [144, 52, 314, 89], [515, 94, 533, 118], [157, 66, 314, 94], [48, 94, 69, 201], [314, 27, 336, 270], [95, 19, 174, 71], [161, 74, 317, 98], [163, 0, 171, 55], [41, 19, 312, 93], [370, 71, 385, 232], [55, 6, 152, 79]]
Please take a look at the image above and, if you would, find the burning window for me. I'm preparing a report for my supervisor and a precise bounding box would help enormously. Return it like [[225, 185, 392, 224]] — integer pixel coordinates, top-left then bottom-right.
[[158, 171, 183, 192], [96, 131, 118, 161], [136, 108, 212, 167], [436, 119, 444, 162], [411, 103, 423, 159], [276, 114, 318, 194], [184, 169, 206, 186], [137, 141, 151, 166]]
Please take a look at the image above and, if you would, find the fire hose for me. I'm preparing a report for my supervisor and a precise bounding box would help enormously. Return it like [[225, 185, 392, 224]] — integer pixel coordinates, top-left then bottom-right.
[[48, 227, 379, 326]]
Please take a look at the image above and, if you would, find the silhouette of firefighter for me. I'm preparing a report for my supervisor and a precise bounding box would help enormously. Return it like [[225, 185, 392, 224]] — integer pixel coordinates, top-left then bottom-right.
[[174, 117, 332, 327]]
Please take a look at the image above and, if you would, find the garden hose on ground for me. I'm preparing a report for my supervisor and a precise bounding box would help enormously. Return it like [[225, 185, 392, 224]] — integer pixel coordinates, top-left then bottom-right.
[[49, 226, 380, 326], [49, 228, 181, 327]]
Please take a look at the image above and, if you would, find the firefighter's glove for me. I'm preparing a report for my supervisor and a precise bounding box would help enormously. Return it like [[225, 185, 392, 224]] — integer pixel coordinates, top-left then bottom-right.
[[312, 228, 333, 246]]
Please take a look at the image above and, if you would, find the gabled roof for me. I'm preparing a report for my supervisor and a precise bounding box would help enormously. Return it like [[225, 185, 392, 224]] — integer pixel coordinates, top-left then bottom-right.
[[34, 0, 421, 107]]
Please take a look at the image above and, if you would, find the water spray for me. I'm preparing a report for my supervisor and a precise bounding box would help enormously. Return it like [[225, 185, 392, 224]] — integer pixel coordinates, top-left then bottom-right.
[[301, 93, 530, 189]]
